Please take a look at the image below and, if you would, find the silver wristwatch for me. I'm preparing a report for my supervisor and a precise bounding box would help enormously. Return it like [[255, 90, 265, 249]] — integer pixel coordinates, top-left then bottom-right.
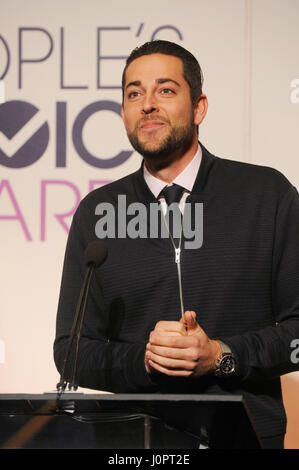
[[215, 341, 236, 377]]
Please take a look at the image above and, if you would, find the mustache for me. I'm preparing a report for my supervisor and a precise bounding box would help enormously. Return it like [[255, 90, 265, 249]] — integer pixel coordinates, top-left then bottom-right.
[[137, 115, 170, 128]]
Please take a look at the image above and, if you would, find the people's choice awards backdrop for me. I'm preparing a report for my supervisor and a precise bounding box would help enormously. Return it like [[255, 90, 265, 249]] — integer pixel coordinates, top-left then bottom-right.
[[1, 0, 299, 447]]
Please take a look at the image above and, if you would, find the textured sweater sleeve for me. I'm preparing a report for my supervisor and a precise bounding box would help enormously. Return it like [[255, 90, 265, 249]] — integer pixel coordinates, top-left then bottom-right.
[[220, 185, 299, 382], [53, 202, 157, 393]]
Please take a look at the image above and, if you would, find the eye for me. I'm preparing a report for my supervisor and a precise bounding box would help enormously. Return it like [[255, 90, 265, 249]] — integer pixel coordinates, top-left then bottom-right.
[[160, 88, 175, 95], [127, 91, 140, 99]]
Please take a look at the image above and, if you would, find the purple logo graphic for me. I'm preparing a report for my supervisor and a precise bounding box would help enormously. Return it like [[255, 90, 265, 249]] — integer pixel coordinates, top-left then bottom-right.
[[0, 100, 49, 168], [72, 101, 132, 168]]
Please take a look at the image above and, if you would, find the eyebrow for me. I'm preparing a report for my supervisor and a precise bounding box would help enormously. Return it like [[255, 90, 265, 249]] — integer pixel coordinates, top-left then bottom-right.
[[125, 78, 181, 90]]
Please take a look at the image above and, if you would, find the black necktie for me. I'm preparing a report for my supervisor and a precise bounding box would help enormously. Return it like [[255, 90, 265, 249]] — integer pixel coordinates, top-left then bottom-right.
[[160, 184, 185, 207], [159, 184, 185, 241]]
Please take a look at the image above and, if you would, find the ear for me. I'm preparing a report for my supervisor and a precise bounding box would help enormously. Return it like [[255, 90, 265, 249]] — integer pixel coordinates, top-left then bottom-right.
[[193, 94, 208, 126]]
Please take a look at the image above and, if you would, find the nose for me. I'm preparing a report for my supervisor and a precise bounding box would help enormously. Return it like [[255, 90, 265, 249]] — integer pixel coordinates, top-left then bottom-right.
[[142, 91, 158, 115]]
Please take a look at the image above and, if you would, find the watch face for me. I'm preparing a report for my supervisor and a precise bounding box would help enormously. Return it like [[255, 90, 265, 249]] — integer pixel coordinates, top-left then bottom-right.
[[220, 355, 236, 375]]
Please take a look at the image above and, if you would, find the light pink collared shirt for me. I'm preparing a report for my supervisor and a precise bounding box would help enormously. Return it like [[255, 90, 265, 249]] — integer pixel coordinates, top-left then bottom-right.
[[143, 145, 202, 213]]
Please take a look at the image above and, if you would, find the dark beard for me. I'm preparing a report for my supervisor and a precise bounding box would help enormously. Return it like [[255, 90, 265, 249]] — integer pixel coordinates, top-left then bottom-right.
[[127, 119, 195, 171]]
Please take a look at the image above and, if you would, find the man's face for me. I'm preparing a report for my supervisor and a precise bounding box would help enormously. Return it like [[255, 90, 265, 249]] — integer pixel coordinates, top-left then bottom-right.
[[121, 53, 198, 163]]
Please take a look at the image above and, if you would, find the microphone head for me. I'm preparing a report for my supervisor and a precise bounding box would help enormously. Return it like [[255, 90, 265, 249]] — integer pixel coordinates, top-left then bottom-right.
[[84, 240, 108, 267]]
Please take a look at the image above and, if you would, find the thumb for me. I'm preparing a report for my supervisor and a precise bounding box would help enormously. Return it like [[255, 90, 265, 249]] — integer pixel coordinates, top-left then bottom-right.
[[181, 310, 200, 332]]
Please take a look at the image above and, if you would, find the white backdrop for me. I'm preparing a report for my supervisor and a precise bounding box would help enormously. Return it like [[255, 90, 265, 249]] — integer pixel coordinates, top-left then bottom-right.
[[1, 0, 299, 447]]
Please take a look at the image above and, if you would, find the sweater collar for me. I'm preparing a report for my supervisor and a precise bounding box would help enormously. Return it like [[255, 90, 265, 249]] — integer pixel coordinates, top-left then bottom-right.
[[133, 142, 216, 203], [143, 145, 202, 198]]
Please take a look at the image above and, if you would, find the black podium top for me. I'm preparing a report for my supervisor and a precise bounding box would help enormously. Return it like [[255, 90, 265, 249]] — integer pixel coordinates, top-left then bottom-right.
[[0, 393, 261, 449]]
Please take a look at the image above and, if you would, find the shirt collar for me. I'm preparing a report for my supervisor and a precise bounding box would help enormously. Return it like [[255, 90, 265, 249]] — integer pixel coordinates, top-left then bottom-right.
[[143, 145, 202, 198]]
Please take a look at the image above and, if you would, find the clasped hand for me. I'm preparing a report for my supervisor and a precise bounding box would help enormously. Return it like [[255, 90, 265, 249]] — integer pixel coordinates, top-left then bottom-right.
[[145, 311, 221, 377]]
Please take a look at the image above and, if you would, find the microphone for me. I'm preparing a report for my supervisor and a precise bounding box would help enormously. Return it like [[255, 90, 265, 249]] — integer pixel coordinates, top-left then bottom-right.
[[84, 239, 108, 267], [56, 240, 108, 397]]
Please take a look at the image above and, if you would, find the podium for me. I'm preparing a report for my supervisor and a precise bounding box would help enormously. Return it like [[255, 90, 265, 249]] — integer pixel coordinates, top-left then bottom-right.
[[0, 393, 262, 449]]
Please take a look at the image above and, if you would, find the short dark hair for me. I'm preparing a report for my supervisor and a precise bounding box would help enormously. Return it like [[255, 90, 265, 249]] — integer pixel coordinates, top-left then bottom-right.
[[122, 40, 204, 106]]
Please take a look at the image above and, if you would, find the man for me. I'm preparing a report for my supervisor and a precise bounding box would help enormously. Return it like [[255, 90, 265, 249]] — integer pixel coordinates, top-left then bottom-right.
[[54, 40, 299, 449]]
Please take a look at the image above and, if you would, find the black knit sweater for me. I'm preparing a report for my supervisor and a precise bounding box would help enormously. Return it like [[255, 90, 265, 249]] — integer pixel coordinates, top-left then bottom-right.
[[54, 143, 299, 439]]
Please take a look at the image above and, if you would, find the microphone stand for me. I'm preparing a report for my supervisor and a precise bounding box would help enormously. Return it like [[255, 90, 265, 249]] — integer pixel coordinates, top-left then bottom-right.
[[56, 263, 95, 401]]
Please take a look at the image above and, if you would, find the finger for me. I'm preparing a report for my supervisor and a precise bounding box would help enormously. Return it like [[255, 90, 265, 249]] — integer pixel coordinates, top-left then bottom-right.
[[149, 354, 196, 371], [148, 359, 194, 377], [183, 312, 207, 338], [148, 344, 196, 360], [180, 311, 194, 332], [149, 332, 193, 347], [154, 321, 187, 335], [153, 331, 184, 337], [183, 311, 199, 332], [147, 350, 197, 370], [180, 310, 195, 323]]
